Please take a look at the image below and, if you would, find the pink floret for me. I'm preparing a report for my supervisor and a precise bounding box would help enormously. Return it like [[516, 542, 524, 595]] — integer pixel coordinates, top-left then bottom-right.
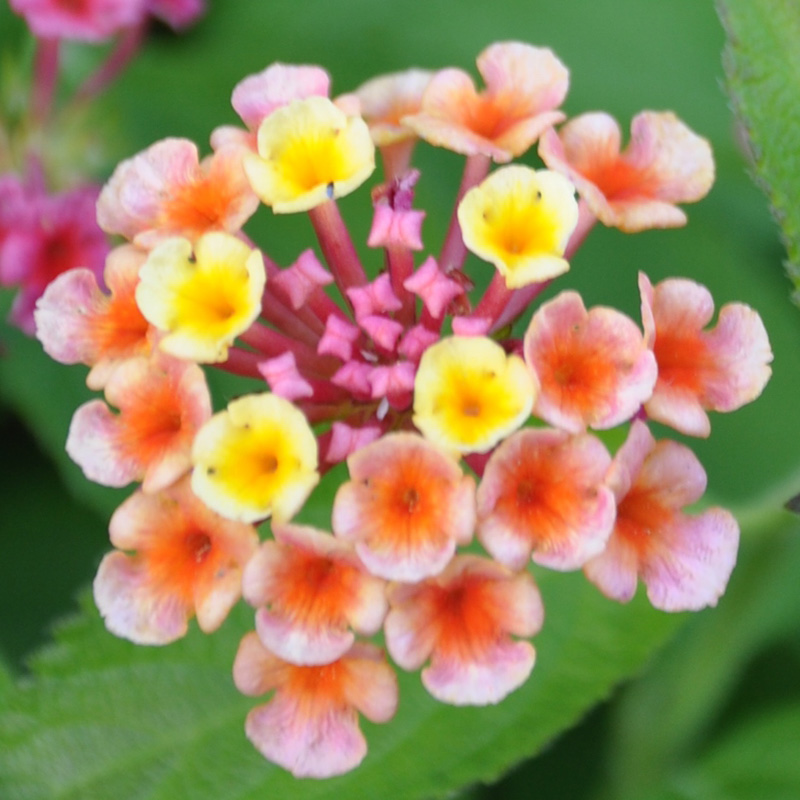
[[523, 291, 657, 432], [385, 555, 544, 705], [242, 522, 387, 666], [584, 420, 739, 611], [539, 111, 714, 232], [639, 272, 772, 437], [66, 352, 211, 492], [34, 244, 152, 389], [233, 634, 398, 778], [477, 427, 616, 571], [94, 477, 258, 644]]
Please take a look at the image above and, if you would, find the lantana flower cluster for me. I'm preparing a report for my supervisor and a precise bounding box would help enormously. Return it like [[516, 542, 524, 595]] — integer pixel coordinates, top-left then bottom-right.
[[35, 42, 772, 779]]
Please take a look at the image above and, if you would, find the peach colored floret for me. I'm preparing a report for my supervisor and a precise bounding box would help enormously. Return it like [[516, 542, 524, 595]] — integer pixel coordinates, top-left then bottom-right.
[[404, 42, 568, 163], [584, 421, 739, 611], [242, 522, 387, 665], [67, 352, 211, 492], [97, 138, 258, 248], [332, 432, 475, 581], [233, 634, 398, 778], [211, 63, 331, 152], [639, 272, 773, 437], [355, 68, 433, 146], [35, 244, 152, 390], [385, 554, 544, 705], [539, 111, 714, 232], [477, 427, 616, 571], [523, 291, 657, 432], [94, 477, 258, 644]]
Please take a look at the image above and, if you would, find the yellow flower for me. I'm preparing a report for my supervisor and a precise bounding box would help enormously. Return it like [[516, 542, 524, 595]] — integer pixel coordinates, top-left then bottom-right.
[[458, 166, 578, 288], [244, 96, 375, 213], [136, 232, 265, 363], [191, 393, 319, 523], [413, 336, 536, 454]]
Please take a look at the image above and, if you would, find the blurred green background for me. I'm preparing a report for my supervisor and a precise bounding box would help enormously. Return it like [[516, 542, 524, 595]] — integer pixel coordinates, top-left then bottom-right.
[[2, 1, 799, 798]]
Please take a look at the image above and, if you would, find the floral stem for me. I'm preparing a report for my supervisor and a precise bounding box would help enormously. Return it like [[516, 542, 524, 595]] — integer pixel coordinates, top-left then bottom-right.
[[564, 199, 597, 260], [31, 38, 60, 124], [438, 153, 491, 273], [74, 22, 147, 104], [309, 199, 368, 303], [380, 141, 417, 183], [239, 323, 338, 376], [216, 347, 265, 379], [471, 272, 512, 328], [260, 288, 324, 348], [387, 245, 417, 327]]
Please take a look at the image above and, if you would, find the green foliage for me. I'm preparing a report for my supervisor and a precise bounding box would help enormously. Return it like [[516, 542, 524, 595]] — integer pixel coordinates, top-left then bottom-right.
[[717, 0, 800, 301], [0, 574, 680, 799]]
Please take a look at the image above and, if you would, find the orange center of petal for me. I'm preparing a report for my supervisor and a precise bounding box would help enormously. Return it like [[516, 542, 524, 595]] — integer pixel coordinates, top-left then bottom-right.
[[162, 172, 236, 236], [145, 522, 218, 603], [583, 159, 659, 202], [462, 93, 522, 141], [118, 381, 186, 466], [90, 291, 150, 357], [544, 337, 617, 415], [276, 550, 356, 628], [653, 330, 712, 394], [369, 464, 450, 550], [499, 450, 583, 547], [615, 487, 674, 557], [433, 576, 501, 660], [286, 660, 349, 713]]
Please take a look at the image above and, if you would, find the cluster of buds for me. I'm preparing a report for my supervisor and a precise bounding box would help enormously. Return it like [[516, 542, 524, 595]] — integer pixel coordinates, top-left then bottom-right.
[[0, 0, 205, 333], [34, 42, 772, 778]]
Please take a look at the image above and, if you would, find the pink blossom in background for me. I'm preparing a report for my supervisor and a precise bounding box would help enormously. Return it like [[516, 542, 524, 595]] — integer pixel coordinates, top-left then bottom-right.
[[146, 0, 205, 30], [0, 179, 109, 334], [9, 0, 142, 42]]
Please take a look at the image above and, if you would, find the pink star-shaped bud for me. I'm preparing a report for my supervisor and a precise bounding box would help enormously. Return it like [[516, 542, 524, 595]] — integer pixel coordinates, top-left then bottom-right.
[[318, 314, 361, 361], [403, 256, 464, 319], [270, 249, 333, 310], [257, 352, 314, 400]]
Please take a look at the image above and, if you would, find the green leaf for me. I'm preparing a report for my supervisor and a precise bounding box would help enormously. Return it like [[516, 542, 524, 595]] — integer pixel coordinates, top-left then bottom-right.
[[717, 0, 800, 300], [0, 571, 679, 800], [650, 701, 800, 800], [602, 511, 800, 800]]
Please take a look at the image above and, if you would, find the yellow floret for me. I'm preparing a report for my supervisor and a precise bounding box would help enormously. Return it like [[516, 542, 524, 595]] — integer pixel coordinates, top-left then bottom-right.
[[244, 96, 375, 213], [458, 166, 578, 288], [136, 232, 265, 362], [413, 336, 537, 453], [191, 393, 319, 523]]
